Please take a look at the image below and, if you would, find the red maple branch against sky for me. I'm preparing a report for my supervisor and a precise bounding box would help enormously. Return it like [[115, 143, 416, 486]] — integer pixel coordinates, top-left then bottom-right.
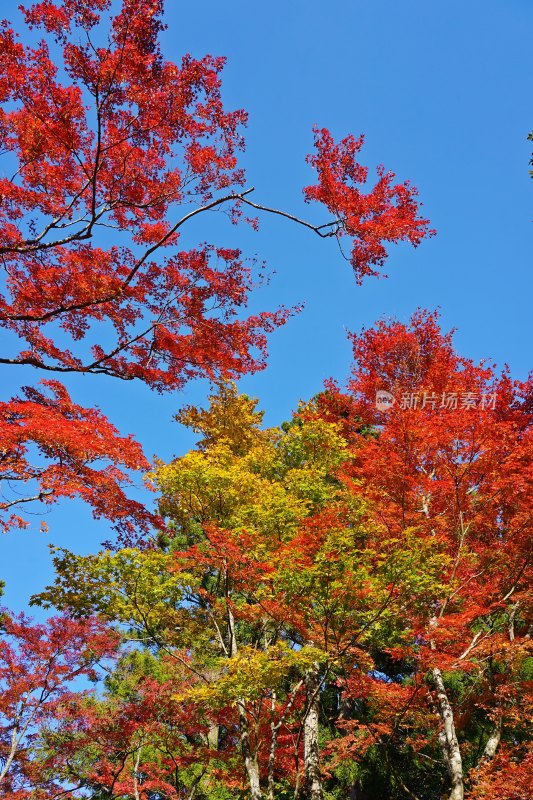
[[0, 0, 432, 533]]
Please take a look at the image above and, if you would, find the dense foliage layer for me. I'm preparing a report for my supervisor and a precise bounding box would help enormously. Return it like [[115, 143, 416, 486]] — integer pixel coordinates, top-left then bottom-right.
[[0, 314, 529, 799]]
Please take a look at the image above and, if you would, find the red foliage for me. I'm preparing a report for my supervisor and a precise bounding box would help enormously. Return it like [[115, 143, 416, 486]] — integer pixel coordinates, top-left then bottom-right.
[[0, 0, 432, 534], [0, 380, 156, 538], [317, 311, 532, 791], [0, 0, 284, 533], [42, 672, 227, 799], [0, 609, 119, 796], [304, 127, 434, 282], [324, 311, 533, 660], [0, 1, 273, 386], [469, 745, 533, 800]]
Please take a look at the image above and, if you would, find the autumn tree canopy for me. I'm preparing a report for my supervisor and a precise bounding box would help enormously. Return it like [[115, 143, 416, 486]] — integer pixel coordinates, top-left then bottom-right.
[[0, 0, 432, 536], [14, 315, 529, 800]]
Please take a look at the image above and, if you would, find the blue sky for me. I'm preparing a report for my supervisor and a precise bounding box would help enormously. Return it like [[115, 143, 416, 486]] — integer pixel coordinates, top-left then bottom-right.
[[1, 0, 532, 613]]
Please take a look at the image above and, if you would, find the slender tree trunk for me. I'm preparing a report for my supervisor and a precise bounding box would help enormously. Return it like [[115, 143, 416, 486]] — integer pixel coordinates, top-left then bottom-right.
[[0, 711, 30, 786], [267, 692, 279, 800], [293, 768, 302, 800], [304, 665, 323, 800], [479, 717, 502, 765], [228, 600, 262, 800], [238, 701, 262, 800], [207, 723, 219, 749], [0, 723, 19, 784], [469, 716, 502, 796], [432, 667, 464, 800], [133, 745, 142, 800]]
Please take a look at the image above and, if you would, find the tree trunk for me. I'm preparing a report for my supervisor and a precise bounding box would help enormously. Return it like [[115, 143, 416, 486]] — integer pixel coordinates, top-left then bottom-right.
[[226, 596, 262, 800], [133, 745, 142, 800], [432, 667, 464, 800], [0, 723, 19, 784], [207, 723, 219, 750], [479, 717, 502, 766], [304, 665, 323, 800], [239, 701, 262, 800], [267, 692, 279, 800]]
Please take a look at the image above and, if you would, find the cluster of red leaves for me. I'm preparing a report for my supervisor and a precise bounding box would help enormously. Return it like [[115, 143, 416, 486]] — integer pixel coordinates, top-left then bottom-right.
[[469, 744, 533, 800], [0, 0, 292, 532], [0, 0, 270, 385], [304, 127, 434, 282], [325, 672, 426, 769], [42, 673, 225, 799], [175, 523, 275, 589], [0, 610, 119, 798], [0, 380, 157, 538], [340, 311, 532, 656]]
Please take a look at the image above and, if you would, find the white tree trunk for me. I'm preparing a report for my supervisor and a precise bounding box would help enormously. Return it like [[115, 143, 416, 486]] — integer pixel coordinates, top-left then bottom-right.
[[304, 666, 323, 800], [479, 717, 502, 766], [228, 601, 262, 800], [432, 667, 464, 800], [238, 701, 262, 800]]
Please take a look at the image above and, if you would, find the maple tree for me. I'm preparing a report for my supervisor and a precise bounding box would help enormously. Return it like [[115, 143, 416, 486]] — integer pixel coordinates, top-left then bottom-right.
[[0, 608, 119, 797], [34, 649, 237, 799], [0, 0, 432, 535], [315, 310, 532, 800]]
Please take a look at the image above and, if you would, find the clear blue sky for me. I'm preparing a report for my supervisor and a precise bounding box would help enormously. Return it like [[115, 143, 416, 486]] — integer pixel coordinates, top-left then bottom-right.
[[1, 0, 532, 613]]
